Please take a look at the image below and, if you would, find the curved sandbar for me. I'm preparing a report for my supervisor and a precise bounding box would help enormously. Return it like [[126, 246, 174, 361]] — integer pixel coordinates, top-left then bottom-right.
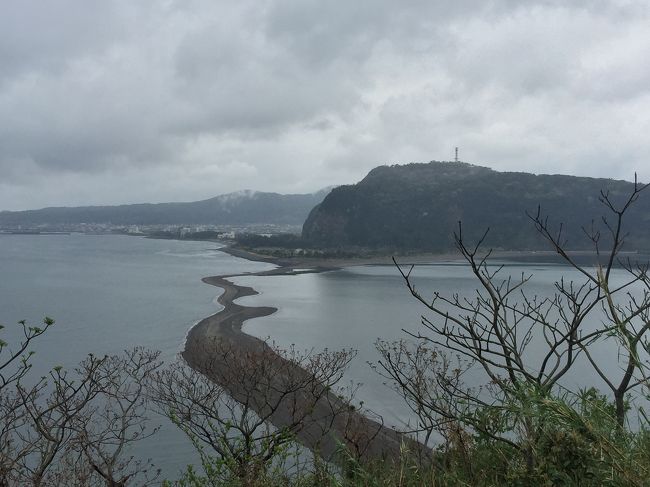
[[182, 263, 428, 463], [184, 275, 278, 344]]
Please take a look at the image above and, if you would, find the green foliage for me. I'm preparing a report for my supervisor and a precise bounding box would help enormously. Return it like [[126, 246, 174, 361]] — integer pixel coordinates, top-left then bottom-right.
[[157, 388, 650, 486], [303, 161, 650, 251], [235, 232, 308, 249], [3, 322, 650, 486], [0, 317, 55, 392]]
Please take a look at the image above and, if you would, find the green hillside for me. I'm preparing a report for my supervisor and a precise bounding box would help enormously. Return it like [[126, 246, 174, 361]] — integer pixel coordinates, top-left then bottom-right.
[[302, 162, 650, 251]]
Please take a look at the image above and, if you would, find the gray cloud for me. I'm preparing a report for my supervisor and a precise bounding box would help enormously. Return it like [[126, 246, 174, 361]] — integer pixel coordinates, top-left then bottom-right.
[[0, 0, 649, 210]]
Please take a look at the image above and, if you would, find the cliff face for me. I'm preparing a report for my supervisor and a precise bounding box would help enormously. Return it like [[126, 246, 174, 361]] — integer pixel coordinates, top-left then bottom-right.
[[302, 162, 650, 251], [302, 204, 350, 246]]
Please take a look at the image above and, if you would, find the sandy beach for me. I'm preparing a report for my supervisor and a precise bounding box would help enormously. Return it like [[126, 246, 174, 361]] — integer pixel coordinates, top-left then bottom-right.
[[182, 257, 427, 463]]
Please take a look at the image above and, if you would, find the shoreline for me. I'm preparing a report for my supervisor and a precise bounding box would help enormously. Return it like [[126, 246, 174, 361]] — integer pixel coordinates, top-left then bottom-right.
[[180, 245, 598, 462], [218, 244, 464, 268], [183, 245, 632, 461], [218, 244, 646, 268], [181, 258, 426, 462]]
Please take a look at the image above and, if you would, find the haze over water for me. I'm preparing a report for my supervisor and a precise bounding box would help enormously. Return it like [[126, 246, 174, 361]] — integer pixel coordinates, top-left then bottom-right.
[[1, 234, 645, 477], [0, 234, 273, 479]]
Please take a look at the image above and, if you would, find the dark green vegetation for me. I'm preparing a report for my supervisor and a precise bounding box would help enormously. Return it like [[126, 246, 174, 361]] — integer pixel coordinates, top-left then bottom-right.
[[235, 233, 305, 249], [4, 179, 650, 486], [0, 189, 330, 228], [303, 162, 650, 251], [233, 233, 360, 258]]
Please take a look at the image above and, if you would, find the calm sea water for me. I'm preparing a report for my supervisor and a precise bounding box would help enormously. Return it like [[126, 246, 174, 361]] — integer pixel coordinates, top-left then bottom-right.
[[1, 234, 646, 476], [0, 234, 273, 480], [239, 261, 648, 430]]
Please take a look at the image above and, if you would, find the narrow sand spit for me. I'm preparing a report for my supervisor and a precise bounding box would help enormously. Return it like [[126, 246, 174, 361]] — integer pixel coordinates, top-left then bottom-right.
[[182, 265, 428, 463], [182, 244, 628, 463]]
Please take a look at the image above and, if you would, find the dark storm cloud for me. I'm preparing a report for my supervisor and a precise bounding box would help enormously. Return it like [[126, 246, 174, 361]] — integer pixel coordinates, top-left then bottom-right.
[[0, 0, 649, 210]]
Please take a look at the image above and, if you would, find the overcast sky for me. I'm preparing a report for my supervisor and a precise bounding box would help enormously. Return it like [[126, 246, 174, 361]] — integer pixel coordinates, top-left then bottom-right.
[[1, 1, 649, 210]]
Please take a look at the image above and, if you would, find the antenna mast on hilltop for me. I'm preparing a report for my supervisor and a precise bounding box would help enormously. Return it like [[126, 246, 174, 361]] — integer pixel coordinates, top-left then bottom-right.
[[454, 147, 459, 163]]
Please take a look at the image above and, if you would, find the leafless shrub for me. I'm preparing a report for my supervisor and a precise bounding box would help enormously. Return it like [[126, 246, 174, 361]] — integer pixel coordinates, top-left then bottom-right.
[[151, 339, 357, 485], [0, 328, 162, 486], [384, 177, 650, 468]]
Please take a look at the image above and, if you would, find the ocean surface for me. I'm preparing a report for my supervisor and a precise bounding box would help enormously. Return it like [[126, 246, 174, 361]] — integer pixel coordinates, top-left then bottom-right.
[[1, 234, 646, 478], [0, 234, 273, 480], [238, 259, 649, 430]]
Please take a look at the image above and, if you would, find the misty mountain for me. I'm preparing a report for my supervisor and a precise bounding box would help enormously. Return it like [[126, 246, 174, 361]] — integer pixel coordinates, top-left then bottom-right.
[[302, 162, 650, 251], [0, 189, 331, 228]]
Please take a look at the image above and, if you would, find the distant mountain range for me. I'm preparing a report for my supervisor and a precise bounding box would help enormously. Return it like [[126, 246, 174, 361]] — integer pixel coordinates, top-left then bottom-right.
[[302, 162, 650, 251], [5, 163, 650, 253], [0, 189, 331, 228]]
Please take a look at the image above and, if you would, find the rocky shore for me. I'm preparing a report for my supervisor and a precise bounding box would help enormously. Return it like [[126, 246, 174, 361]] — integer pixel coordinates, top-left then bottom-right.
[[181, 261, 428, 463]]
